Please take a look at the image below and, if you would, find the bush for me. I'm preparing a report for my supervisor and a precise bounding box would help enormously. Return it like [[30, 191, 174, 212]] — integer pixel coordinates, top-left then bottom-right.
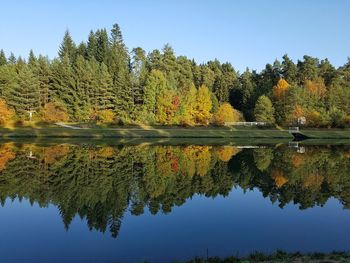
[[96, 110, 116, 124], [0, 99, 15, 125], [42, 102, 69, 122]]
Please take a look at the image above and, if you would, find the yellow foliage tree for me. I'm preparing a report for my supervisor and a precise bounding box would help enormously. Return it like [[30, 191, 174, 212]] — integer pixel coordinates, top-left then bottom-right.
[[215, 146, 241, 162], [273, 78, 290, 98], [213, 103, 240, 126], [179, 85, 197, 126], [194, 85, 212, 125], [305, 77, 327, 98], [42, 102, 69, 122], [156, 90, 180, 125], [0, 99, 15, 125]]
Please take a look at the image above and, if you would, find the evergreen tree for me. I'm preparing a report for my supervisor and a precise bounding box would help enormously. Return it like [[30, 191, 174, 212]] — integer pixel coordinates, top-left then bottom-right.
[[58, 30, 76, 62], [108, 24, 133, 118], [96, 63, 115, 111], [8, 52, 16, 64], [5, 65, 40, 117], [28, 49, 37, 66], [281, 54, 298, 84], [0, 49, 6, 66], [86, 30, 98, 59], [130, 47, 148, 108]]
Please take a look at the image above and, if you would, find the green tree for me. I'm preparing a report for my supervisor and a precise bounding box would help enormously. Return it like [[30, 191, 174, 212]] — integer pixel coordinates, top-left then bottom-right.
[[0, 50, 7, 66], [254, 95, 275, 123], [4, 65, 40, 117], [58, 30, 76, 62]]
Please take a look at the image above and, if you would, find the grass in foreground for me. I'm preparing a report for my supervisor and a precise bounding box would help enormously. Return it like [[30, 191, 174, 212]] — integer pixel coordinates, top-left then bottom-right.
[[176, 251, 350, 263]]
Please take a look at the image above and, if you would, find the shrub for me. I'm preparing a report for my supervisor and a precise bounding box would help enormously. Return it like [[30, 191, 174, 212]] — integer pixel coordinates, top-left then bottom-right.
[[0, 99, 15, 125], [42, 102, 69, 122], [96, 110, 116, 124]]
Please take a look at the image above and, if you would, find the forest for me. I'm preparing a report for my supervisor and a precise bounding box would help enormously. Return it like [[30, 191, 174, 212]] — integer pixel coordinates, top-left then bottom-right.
[[1, 23, 350, 127], [0, 143, 350, 237]]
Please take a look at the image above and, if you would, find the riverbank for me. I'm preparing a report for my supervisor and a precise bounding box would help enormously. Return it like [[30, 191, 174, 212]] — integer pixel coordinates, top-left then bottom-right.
[[1, 124, 350, 139], [0, 125, 293, 139]]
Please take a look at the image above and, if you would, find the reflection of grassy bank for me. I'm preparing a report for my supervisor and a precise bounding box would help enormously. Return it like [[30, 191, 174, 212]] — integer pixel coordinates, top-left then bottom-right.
[[180, 251, 350, 262], [0, 126, 293, 139], [0, 137, 292, 146]]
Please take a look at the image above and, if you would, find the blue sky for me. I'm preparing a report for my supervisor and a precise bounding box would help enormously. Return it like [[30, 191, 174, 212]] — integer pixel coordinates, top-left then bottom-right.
[[1, 0, 349, 72]]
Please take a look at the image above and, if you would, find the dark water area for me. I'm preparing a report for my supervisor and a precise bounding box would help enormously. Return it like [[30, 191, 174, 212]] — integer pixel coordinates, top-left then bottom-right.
[[0, 142, 350, 263]]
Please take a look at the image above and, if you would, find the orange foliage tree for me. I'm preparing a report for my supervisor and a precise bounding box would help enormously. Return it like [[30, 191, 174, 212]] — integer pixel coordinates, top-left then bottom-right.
[[271, 169, 288, 188], [0, 143, 16, 171], [42, 102, 69, 122], [0, 99, 15, 125], [273, 78, 290, 98]]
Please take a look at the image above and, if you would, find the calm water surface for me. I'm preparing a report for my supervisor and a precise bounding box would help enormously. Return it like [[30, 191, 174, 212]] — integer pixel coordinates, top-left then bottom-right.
[[0, 142, 349, 262]]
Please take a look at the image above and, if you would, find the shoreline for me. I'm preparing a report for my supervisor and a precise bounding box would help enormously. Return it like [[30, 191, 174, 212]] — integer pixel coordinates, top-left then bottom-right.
[[1, 126, 350, 139]]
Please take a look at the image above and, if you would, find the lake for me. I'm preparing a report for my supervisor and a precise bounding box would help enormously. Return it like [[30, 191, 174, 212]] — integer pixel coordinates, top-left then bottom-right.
[[0, 141, 349, 263]]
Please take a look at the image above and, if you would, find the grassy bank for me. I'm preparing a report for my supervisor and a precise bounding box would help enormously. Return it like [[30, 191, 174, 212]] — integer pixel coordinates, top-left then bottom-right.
[[179, 251, 350, 263], [300, 129, 350, 139], [0, 125, 293, 139]]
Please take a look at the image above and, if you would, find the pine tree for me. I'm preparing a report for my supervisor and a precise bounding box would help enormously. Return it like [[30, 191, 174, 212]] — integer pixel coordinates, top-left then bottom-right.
[[28, 49, 37, 66], [58, 30, 76, 62], [96, 63, 115, 111], [8, 53, 16, 64], [130, 47, 148, 109], [33, 55, 52, 107], [73, 55, 93, 121], [282, 55, 297, 84], [108, 24, 133, 118], [96, 29, 109, 64], [87, 30, 98, 59], [0, 49, 6, 66], [50, 56, 77, 119], [5, 65, 40, 117]]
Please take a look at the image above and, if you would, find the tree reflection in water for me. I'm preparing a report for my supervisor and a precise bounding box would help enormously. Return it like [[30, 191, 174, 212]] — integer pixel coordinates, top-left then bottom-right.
[[0, 142, 349, 237]]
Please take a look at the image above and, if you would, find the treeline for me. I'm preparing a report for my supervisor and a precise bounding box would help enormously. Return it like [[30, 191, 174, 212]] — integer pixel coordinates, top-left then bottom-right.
[[0, 23, 350, 127], [1, 143, 350, 237]]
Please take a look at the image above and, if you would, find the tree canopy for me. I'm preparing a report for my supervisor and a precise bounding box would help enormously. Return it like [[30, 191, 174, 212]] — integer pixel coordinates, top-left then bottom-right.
[[0, 23, 349, 127]]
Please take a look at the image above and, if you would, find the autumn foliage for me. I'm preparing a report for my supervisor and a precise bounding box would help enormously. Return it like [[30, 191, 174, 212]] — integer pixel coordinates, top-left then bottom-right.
[[42, 102, 69, 122], [271, 169, 288, 188], [305, 78, 327, 98], [273, 78, 290, 98], [215, 146, 241, 162], [0, 99, 14, 125], [0, 143, 15, 171], [213, 103, 240, 126]]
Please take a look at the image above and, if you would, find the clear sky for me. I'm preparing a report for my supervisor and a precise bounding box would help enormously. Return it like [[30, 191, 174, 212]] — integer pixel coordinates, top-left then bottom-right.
[[1, 0, 349, 72]]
